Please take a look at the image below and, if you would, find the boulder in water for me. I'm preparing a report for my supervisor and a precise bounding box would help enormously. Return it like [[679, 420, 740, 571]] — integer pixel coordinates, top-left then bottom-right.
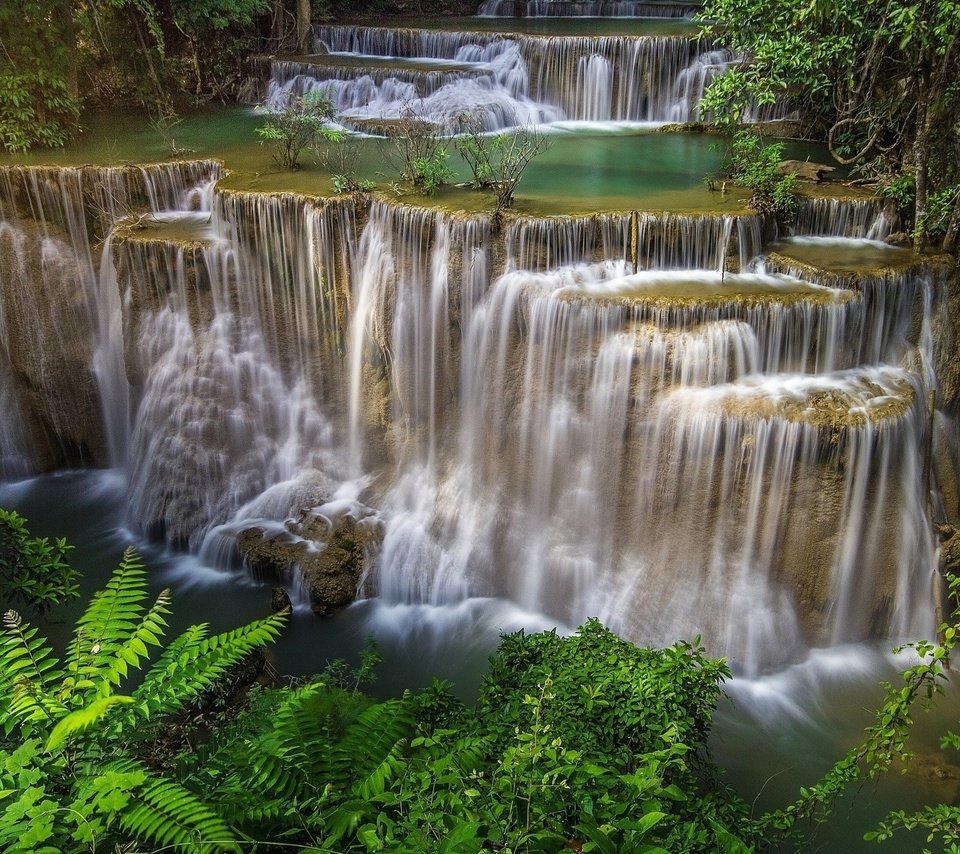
[[239, 503, 383, 616], [777, 160, 835, 183]]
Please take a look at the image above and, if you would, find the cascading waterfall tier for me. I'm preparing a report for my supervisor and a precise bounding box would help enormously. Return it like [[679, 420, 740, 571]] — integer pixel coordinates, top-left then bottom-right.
[[0, 157, 945, 673], [343, 200, 938, 673], [477, 0, 701, 16], [265, 25, 765, 129], [114, 191, 357, 550], [793, 195, 894, 240], [0, 162, 222, 476]]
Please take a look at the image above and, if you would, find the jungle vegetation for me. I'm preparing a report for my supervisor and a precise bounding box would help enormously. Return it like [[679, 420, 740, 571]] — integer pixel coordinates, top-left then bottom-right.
[[699, 0, 960, 251]]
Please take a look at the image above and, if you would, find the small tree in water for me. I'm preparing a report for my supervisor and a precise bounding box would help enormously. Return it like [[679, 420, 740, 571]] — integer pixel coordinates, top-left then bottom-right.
[[257, 90, 342, 170], [455, 111, 551, 224], [385, 103, 454, 195]]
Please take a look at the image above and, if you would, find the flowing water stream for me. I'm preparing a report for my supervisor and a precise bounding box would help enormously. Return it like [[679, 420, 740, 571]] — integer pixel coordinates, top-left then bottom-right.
[[0, 3, 957, 849]]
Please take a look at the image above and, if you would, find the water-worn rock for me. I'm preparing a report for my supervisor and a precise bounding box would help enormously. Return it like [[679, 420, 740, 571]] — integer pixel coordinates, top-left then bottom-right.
[[778, 160, 835, 182], [271, 585, 292, 612], [884, 231, 912, 247], [239, 504, 383, 615]]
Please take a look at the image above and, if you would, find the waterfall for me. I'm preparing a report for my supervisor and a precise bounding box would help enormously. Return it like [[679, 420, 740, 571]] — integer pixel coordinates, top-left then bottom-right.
[[477, 0, 700, 16], [0, 138, 945, 673], [120, 191, 356, 550], [263, 26, 790, 130], [793, 196, 893, 239], [0, 162, 221, 474]]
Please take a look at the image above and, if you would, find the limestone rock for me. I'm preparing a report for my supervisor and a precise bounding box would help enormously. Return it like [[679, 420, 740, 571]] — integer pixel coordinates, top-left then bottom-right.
[[777, 160, 835, 183], [884, 231, 912, 247], [239, 502, 384, 616], [941, 530, 960, 577]]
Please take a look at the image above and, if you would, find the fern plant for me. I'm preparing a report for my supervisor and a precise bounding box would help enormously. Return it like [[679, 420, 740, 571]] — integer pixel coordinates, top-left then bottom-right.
[[0, 548, 286, 853]]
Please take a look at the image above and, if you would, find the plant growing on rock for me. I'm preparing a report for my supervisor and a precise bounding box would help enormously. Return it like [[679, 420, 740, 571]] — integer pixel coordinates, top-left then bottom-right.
[[256, 90, 343, 169], [386, 103, 454, 195]]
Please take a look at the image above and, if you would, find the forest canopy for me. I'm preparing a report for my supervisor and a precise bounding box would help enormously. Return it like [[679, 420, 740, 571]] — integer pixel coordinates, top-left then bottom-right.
[[699, 0, 960, 249]]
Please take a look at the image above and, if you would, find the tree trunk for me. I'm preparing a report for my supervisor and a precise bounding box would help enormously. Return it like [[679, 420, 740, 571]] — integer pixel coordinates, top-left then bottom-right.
[[943, 193, 960, 256], [272, 0, 287, 49], [296, 0, 312, 54], [63, 0, 80, 100], [912, 70, 932, 251]]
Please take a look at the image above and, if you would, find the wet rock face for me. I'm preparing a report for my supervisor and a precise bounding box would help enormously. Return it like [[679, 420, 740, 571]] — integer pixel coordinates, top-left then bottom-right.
[[0, 219, 106, 470], [239, 504, 383, 615]]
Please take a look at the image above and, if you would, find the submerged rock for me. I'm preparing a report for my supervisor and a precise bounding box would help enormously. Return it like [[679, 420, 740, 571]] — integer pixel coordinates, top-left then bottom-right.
[[239, 503, 384, 616]]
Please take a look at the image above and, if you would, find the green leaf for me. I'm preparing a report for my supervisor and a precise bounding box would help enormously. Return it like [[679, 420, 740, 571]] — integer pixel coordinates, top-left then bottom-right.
[[44, 695, 134, 752]]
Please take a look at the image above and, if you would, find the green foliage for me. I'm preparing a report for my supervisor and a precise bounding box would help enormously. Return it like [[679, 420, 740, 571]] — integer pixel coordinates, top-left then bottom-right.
[[333, 173, 377, 194], [0, 1, 80, 152], [175, 618, 752, 851], [879, 173, 917, 211], [171, 0, 269, 34], [257, 91, 343, 170], [698, 0, 960, 246], [0, 516, 751, 852], [755, 573, 960, 850], [412, 148, 455, 195], [726, 131, 798, 222], [0, 548, 286, 852], [921, 184, 960, 241], [386, 106, 455, 195], [0, 509, 79, 615]]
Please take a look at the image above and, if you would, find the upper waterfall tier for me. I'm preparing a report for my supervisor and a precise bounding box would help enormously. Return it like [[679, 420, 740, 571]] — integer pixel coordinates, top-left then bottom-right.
[[477, 0, 701, 16], [267, 23, 783, 130]]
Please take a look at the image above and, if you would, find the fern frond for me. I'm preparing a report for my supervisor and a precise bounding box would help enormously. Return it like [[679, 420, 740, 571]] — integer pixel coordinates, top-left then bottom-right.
[[109, 761, 240, 853], [1, 610, 65, 727], [269, 682, 338, 771], [132, 612, 286, 720], [45, 694, 134, 752], [95, 588, 171, 695], [67, 550, 149, 683], [328, 699, 414, 798]]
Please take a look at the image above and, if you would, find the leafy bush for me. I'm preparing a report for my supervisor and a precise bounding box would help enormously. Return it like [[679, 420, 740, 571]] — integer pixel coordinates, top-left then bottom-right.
[[921, 184, 960, 242], [386, 105, 454, 195], [879, 173, 916, 212], [0, 1, 80, 152], [175, 619, 753, 851], [0, 509, 78, 615], [256, 90, 343, 169], [727, 130, 798, 223], [332, 173, 377, 194]]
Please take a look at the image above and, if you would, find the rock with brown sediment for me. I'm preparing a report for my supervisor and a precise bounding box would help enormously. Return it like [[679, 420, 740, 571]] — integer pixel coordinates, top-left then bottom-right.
[[777, 160, 835, 183], [239, 504, 384, 616]]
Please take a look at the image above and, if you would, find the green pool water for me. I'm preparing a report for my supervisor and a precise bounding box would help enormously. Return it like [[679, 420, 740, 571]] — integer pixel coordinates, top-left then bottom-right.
[[1, 106, 837, 216]]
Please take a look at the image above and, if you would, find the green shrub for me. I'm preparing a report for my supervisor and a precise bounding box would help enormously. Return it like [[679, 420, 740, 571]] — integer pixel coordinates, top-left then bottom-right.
[[0, 550, 285, 852], [256, 90, 343, 169], [727, 130, 798, 223], [0, 509, 78, 615]]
